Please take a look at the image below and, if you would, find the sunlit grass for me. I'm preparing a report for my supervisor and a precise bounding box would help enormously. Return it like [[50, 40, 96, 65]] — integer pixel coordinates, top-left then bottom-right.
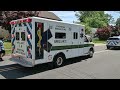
[[3, 41, 11, 55]]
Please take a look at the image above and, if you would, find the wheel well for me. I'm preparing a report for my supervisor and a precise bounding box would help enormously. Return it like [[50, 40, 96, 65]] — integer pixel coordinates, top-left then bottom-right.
[[54, 52, 66, 60], [90, 47, 94, 53]]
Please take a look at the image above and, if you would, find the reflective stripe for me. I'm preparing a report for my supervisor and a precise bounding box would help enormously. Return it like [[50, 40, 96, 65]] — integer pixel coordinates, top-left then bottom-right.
[[107, 40, 119, 46]]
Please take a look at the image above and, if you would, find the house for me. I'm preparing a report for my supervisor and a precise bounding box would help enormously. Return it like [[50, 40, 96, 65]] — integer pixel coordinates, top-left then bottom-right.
[[37, 11, 62, 21]]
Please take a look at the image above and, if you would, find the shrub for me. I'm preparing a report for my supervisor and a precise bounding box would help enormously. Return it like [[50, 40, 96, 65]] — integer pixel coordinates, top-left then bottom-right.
[[95, 26, 111, 40], [95, 25, 120, 40]]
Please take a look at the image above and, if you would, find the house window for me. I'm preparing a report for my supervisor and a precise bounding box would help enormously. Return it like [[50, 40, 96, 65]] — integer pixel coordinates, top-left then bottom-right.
[[55, 32, 66, 39]]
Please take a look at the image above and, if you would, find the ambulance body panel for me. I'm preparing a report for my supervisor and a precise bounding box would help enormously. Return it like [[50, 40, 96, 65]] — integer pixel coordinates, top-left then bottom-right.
[[10, 17, 94, 67]]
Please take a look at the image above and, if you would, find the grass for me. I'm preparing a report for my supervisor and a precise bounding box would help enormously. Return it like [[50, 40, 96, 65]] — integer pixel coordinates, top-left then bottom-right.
[[92, 38, 106, 44], [4, 41, 12, 49], [5, 50, 12, 55], [3, 41, 12, 55]]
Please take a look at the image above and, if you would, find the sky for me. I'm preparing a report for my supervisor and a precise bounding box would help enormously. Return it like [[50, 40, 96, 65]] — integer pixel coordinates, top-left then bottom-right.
[[50, 11, 120, 24]]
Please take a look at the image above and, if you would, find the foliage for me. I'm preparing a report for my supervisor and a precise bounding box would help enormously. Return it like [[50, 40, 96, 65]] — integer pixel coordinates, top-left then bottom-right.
[[116, 17, 120, 27], [92, 38, 106, 44], [75, 11, 113, 34], [3, 41, 12, 55], [0, 11, 40, 33], [95, 25, 120, 40]]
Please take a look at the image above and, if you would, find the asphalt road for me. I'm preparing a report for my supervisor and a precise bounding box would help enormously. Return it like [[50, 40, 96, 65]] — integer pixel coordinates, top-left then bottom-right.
[[1, 45, 120, 79]]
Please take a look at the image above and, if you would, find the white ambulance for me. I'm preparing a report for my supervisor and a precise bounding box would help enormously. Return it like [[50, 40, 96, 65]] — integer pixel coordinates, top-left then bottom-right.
[[9, 17, 94, 67]]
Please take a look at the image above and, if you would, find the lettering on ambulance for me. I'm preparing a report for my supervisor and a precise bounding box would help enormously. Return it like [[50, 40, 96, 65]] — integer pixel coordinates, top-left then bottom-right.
[[35, 22, 44, 60]]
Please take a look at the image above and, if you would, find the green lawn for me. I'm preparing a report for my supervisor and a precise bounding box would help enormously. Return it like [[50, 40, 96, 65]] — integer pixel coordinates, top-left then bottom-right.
[[4, 41, 12, 49], [3, 41, 12, 55], [5, 50, 12, 55], [92, 38, 106, 44]]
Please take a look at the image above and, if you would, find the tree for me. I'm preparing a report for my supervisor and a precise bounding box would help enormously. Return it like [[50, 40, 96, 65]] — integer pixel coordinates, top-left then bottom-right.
[[95, 26, 111, 40], [0, 11, 40, 33], [95, 25, 120, 40], [75, 11, 113, 34], [116, 17, 120, 27]]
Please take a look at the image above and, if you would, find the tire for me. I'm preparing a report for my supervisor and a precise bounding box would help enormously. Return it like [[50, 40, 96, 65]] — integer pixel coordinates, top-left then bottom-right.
[[107, 46, 110, 49], [88, 49, 94, 58], [53, 54, 65, 68]]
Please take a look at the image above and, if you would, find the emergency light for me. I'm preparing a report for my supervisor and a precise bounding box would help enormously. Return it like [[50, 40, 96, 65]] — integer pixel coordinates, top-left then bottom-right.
[[26, 18, 32, 23], [10, 18, 32, 25]]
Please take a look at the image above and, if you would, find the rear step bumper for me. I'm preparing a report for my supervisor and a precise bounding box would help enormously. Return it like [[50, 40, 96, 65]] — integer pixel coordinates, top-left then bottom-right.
[[9, 54, 35, 67]]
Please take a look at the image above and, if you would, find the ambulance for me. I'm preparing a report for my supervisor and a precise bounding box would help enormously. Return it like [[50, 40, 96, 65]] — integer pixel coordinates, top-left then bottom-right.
[[9, 17, 94, 67]]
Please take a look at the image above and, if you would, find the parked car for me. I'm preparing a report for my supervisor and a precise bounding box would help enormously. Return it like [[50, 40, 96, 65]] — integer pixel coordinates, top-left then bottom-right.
[[106, 36, 120, 49]]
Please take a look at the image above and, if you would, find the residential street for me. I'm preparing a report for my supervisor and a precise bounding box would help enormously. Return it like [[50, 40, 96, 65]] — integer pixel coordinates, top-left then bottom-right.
[[0, 44, 120, 79]]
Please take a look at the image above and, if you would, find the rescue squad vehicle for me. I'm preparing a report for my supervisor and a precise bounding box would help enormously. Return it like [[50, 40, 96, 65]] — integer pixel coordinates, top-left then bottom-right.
[[9, 17, 94, 67], [106, 36, 120, 49]]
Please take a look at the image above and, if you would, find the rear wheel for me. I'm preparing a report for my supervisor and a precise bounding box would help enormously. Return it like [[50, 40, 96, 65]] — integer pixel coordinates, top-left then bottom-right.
[[107, 46, 110, 49], [88, 49, 94, 58], [53, 54, 65, 68]]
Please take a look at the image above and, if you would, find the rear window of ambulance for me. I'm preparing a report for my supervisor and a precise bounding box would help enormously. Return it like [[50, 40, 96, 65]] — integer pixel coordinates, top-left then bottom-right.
[[16, 32, 20, 40], [21, 32, 25, 41]]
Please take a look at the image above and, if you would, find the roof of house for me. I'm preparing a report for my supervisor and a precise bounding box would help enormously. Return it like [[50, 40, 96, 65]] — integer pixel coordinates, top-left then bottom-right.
[[37, 11, 62, 21]]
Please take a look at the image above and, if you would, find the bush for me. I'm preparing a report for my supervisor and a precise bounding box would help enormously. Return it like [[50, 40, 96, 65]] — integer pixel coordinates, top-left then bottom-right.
[[95, 26, 111, 40], [95, 25, 120, 40]]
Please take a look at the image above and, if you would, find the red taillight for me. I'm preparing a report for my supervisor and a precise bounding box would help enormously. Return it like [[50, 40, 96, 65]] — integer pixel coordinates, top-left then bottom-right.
[[11, 34, 14, 38]]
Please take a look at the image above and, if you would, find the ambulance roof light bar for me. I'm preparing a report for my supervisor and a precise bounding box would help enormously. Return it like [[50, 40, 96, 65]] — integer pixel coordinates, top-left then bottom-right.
[[9, 18, 32, 25]]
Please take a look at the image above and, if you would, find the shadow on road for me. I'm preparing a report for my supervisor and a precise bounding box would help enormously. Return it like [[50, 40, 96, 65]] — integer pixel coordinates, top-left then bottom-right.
[[0, 56, 89, 79]]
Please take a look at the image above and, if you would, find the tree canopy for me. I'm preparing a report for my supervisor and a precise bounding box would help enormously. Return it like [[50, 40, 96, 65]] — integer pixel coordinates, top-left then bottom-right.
[[75, 11, 113, 34], [116, 17, 120, 27], [0, 11, 39, 33]]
